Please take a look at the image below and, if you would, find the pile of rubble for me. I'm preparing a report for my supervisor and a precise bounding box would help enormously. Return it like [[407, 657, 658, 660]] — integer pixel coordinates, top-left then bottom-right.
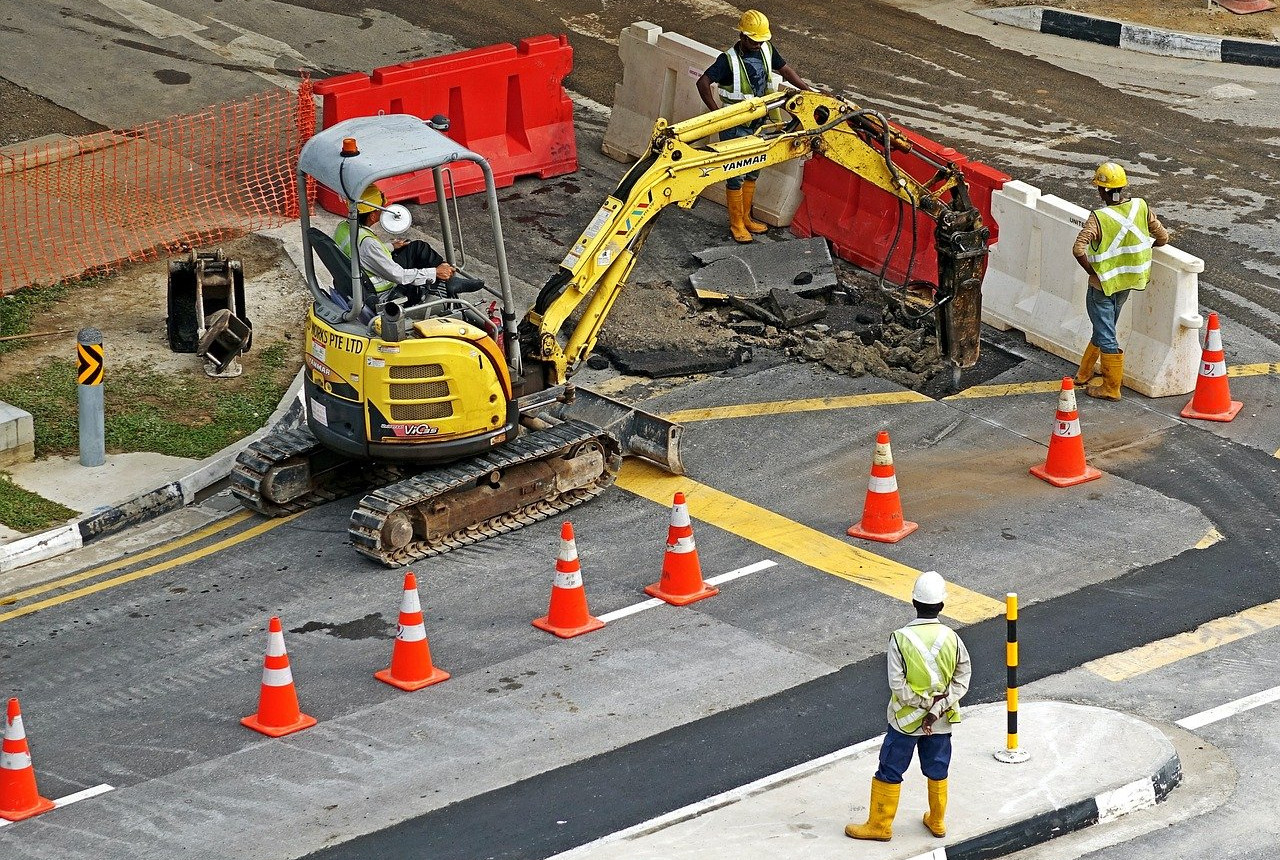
[[690, 238, 948, 391]]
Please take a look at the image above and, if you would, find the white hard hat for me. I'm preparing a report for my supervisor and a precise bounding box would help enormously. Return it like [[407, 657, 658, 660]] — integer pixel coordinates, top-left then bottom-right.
[[912, 570, 947, 604]]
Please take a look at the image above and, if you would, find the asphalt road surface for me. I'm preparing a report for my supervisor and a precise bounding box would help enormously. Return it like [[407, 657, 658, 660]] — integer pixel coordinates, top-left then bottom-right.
[[2, 2, 1280, 858]]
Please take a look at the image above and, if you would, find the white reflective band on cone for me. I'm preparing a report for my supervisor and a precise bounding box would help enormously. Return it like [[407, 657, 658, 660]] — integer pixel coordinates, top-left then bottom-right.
[[0, 750, 32, 770], [267, 631, 286, 658], [670, 503, 691, 528], [868, 474, 899, 493], [873, 442, 893, 466], [1206, 328, 1222, 351], [397, 622, 427, 642], [667, 536, 697, 554], [401, 589, 422, 613], [1058, 388, 1078, 412], [262, 665, 294, 687], [553, 569, 584, 589], [1200, 360, 1227, 378], [1055, 418, 1082, 438], [4, 714, 23, 741]]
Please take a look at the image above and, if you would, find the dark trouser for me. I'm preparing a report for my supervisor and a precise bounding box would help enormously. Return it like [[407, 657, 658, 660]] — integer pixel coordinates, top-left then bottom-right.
[[378, 241, 446, 305], [1085, 285, 1131, 353], [873, 725, 952, 783]]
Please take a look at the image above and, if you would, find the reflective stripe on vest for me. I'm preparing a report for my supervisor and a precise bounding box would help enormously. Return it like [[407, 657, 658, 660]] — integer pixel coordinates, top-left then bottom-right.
[[891, 623, 961, 733], [333, 221, 394, 293], [1086, 198, 1155, 296], [719, 43, 773, 102]]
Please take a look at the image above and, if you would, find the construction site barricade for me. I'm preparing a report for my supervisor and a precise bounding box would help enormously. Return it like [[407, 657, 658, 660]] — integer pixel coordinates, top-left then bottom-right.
[[601, 22, 804, 227], [982, 180, 1205, 398], [790, 132, 1009, 286], [313, 36, 577, 215]]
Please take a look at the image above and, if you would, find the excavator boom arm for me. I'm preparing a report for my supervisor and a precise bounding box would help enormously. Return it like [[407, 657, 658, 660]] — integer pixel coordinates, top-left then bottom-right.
[[521, 91, 989, 384]]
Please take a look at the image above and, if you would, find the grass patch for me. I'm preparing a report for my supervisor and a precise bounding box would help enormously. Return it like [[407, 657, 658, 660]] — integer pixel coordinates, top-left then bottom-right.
[[0, 340, 297, 459], [0, 281, 75, 354], [0, 472, 80, 531]]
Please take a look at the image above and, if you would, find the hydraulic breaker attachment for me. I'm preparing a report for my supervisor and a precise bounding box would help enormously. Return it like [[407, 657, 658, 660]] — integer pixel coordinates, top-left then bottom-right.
[[933, 185, 990, 369]]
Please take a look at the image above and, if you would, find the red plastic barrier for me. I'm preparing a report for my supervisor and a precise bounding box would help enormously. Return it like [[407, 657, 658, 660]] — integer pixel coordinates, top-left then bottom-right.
[[313, 35, 577, 214], [791, 128, 1009, 286]]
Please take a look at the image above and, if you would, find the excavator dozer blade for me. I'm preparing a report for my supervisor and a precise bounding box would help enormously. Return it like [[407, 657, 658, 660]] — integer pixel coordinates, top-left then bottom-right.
[[543, 385, 684, 475]]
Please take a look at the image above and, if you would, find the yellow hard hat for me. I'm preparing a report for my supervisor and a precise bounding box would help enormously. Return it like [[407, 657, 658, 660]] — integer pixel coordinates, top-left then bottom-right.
[[738, 9, 771, 42], [1092, 161, 1128, 190], [354, 186, 387, 214]]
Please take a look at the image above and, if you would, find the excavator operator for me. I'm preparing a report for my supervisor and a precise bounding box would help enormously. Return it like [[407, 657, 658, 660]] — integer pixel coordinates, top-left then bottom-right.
[[696, 9, 811, 244], [334, 187, 481, 307]]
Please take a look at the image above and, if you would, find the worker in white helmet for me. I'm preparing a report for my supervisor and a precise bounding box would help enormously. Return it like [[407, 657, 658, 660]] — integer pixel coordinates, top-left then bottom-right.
[[1071, 161, 1169, 401], [695, 9, 811, 244], [846, 570, 971, 843]]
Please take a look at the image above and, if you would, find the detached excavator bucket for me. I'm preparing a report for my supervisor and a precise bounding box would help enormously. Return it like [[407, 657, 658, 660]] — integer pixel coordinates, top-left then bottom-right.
[[546, 385, 684, 475]]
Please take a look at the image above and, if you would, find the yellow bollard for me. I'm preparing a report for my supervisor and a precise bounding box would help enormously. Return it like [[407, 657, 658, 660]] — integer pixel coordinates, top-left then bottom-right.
[[994, 592, 1030, 763]]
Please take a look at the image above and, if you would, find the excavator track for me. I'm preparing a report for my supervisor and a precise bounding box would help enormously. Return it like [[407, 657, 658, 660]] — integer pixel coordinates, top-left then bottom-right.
[[348, 419, 620, 566], [230, 424, 376, 517]]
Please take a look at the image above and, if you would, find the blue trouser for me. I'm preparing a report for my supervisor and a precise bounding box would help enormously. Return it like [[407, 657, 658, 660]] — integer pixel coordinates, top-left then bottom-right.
[[720, 122, 763, 190], [1084, 286, 1132, 354], [873, 725, 952, 783]]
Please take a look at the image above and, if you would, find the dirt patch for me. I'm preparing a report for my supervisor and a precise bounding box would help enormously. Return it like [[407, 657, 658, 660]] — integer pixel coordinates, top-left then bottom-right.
[[0, 233, 308, 407], [982, 0, 1280, 41]]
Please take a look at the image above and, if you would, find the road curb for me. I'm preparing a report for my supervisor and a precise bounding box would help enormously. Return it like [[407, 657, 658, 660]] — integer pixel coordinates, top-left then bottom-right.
[[973, 5, 1280, 66], [933, 747, 1182, 860], [0, 370, 305, 574]]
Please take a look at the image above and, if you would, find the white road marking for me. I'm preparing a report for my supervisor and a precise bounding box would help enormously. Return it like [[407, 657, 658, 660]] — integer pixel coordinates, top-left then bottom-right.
[[1176, 684, 1280, 730], [0, 783, 114, 827], [549, 735, 883, 858], [595, 560, 777, 624]]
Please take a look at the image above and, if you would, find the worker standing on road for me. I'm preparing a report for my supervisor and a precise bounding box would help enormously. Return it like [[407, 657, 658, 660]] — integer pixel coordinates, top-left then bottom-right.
[[846, 570, 971, 842], [334, 187, 464, 305], [696, 10, 811, 244], [1072, 161, 1169, 401]]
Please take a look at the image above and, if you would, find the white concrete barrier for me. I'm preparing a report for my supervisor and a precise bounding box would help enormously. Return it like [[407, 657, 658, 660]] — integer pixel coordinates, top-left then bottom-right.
[[983, 181, 1204, 398], [601, 22, 805, 227]]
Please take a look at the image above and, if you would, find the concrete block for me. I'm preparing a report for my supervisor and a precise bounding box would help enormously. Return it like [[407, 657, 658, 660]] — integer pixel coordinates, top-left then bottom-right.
[[0, 401, 35, 468]]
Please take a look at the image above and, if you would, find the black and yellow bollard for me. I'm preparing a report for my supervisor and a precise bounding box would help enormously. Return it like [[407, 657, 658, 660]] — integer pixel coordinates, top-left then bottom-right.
[[77, 328, 105, 467], [994, 592, 1030, 763]]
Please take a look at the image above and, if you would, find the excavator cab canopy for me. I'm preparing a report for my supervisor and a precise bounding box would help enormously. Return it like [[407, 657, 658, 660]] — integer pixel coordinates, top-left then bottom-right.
[[296, 114, 518, 366]]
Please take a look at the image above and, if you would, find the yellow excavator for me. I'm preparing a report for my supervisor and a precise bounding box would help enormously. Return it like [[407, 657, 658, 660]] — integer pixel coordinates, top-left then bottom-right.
[[231, 90, 989, 565]]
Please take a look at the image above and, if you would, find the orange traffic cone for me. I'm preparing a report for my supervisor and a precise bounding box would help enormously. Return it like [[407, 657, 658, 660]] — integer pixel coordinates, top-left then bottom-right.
[[376, 572, 450, 691], [1030, 377, 1102, 487], [241, 616, 317, 737], [848, 431, 918, 543], [1181, 312, 1243, 422], [533, 522, 605, 638], [645, 492, 719, 605], [0, 698, 55, 822]]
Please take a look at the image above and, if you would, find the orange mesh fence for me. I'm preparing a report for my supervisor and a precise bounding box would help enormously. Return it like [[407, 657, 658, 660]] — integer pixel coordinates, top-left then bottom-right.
[[0, 78, 316, 295]]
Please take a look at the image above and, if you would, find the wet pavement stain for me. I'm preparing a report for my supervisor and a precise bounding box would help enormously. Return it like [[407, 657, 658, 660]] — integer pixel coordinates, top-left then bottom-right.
[[292, 613, 391, 640]]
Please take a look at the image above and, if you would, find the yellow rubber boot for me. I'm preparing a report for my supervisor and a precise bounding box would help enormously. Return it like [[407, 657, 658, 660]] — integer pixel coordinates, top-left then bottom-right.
[[725, 188, 753, 243], [1074, 342, 1101, 386], [923, 778, 947, 837], [1086, 350, 1123, 401], [845, 778, 900, 841], [740, 180, 769, 234]]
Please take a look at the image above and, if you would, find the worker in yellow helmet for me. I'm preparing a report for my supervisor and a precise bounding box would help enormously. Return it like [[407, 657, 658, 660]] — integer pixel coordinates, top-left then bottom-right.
[[696, 10, 811, 244], [334, 187, 480, 306], [1071, 161, 1169, 400]]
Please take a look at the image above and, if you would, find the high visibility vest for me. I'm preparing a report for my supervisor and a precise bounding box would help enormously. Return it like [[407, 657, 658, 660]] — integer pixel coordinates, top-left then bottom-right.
[[1085, 198, 1156, 296], [718, 44, 773, 103], [333, 221, 394, 293], [891, 623, 962, 733]]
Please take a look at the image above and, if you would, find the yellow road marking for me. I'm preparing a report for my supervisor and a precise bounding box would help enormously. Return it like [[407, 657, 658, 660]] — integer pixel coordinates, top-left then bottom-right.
[[1195, 528, 1223, 550], [1227, 362, 1280, 378], [0, 514, 299, 624], [616, 460, 1003, 624], [1084, 598, 1280, 682], [943, 380, 1063, 400], [0, 511, 254, 606], [663, 391, 931, 423]]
